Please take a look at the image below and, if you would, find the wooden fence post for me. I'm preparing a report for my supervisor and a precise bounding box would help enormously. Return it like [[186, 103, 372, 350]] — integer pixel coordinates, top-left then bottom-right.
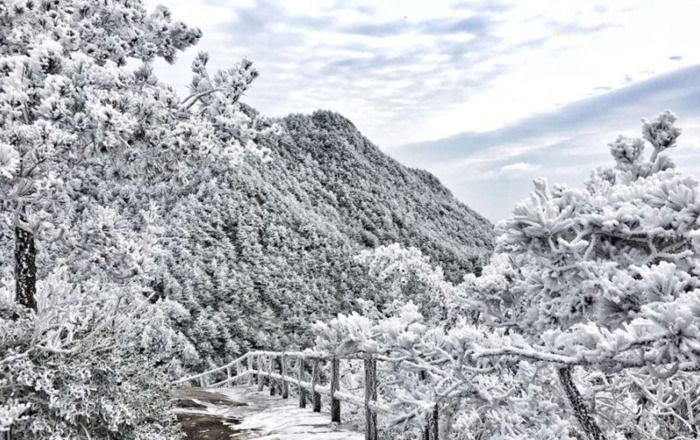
[[298, 358, 307, 408], [364, 356, 378, 440], [257, 355, 264, 392], [281, 353, 289, 399], [253, 355, 258, 384], [331, 357, 341, 423], [269, 356, 277, 396], [423, 403, 438, 440], [226, 365, 232, 386], [311, 358, 322, 412], [199, 376, 205, 388]]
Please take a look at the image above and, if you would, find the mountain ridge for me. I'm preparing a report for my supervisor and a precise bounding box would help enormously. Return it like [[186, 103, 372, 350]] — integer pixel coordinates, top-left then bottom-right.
[[159, 108, 494, 365]]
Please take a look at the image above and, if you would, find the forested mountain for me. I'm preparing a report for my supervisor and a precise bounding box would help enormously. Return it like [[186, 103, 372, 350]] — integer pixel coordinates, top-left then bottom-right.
[[276, 110, 492, 280], [158, 109, 493, 367]]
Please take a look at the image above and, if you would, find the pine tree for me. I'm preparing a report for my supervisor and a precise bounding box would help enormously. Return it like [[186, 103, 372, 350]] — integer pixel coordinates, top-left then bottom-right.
[[470, 111, 700, 439], [0, 0, 201, 309]]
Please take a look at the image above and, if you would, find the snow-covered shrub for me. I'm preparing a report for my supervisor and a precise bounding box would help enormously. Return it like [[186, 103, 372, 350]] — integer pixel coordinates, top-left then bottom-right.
[[0, 186, 200, 438], [0, 286, 182, 440]]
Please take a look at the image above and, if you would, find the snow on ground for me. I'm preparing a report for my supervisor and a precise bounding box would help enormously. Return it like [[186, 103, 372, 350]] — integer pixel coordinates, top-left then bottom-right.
[[173, 385, 364, 440]]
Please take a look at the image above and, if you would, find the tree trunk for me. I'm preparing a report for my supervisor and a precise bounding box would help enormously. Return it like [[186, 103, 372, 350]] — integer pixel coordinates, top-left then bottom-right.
[[558, 366, 606, 440], [423, 403, 438, 440], [15, 225, 37, 311]]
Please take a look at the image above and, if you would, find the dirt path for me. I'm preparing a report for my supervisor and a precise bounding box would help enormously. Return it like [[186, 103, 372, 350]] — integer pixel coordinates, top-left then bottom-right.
[[172, 386, 363, 440], [172, 388, 247, 439]]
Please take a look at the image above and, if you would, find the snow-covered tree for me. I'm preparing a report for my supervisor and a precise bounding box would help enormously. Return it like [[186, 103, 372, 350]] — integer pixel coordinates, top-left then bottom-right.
[[0, 0, 275, 437], [355, 244, 463, 323], [0, 273, 189, 439], [466, 111, 700, 439], [312, 302, 577, 440], [0, 0, 271, 307], [0, 0, 202, 308]]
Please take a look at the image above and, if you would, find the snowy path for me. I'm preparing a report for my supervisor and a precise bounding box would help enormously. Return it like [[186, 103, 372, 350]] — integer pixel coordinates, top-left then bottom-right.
[[173, 385, 364, 440]]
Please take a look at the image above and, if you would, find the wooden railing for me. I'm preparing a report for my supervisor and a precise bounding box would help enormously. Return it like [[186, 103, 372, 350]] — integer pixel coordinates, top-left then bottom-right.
[[174, 350, 439, 440]]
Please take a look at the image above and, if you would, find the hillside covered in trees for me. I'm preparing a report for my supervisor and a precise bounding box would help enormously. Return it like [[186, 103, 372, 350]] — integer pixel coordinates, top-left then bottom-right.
[[157, 108, 494, 367], [1, 98, 493, 373]]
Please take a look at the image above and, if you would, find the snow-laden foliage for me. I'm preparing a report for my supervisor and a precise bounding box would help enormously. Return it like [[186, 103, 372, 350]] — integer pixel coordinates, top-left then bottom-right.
[[0, 286, 183, 440], [0, 0, 276, 438], [315, 247, 574, 439], [474, 111, 700, 370], [466, 111, 700, 439], [312, 303, 576, 440], [33, 205, 200, 372], [1, 0, 198, 232], [0, 0, 268, 241], [355, 243, 463, 323], [316, 112, 700, 440]]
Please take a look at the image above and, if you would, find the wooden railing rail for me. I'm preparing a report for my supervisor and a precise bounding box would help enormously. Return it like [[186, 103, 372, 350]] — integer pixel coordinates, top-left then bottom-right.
[[173, 352, 249, 385], [174, 350, 439, 440]]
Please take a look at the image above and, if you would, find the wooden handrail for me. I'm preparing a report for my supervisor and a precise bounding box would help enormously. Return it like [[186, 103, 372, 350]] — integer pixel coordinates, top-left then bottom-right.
[[209, 370, 252, 388], [174, 349, 439, 440], [173, 349, 385, 386], [173, 352, 249, 384]]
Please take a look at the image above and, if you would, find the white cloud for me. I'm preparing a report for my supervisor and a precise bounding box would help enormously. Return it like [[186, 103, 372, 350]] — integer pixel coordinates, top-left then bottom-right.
[[499, 162, 540, 178], [390, 65, 700, 220], [146, 0, 700, 148]]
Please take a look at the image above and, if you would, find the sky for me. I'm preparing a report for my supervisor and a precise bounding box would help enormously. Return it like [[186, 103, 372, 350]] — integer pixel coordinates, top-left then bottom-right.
[[148, 0, 700, 221], [392, 66, 700, 220]]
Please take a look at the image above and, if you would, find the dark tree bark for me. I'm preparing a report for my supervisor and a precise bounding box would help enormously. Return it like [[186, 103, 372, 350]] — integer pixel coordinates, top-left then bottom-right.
[[423, 403, 438, 440], [15, 225, 37, 311], [558, 366, 607, 440]]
